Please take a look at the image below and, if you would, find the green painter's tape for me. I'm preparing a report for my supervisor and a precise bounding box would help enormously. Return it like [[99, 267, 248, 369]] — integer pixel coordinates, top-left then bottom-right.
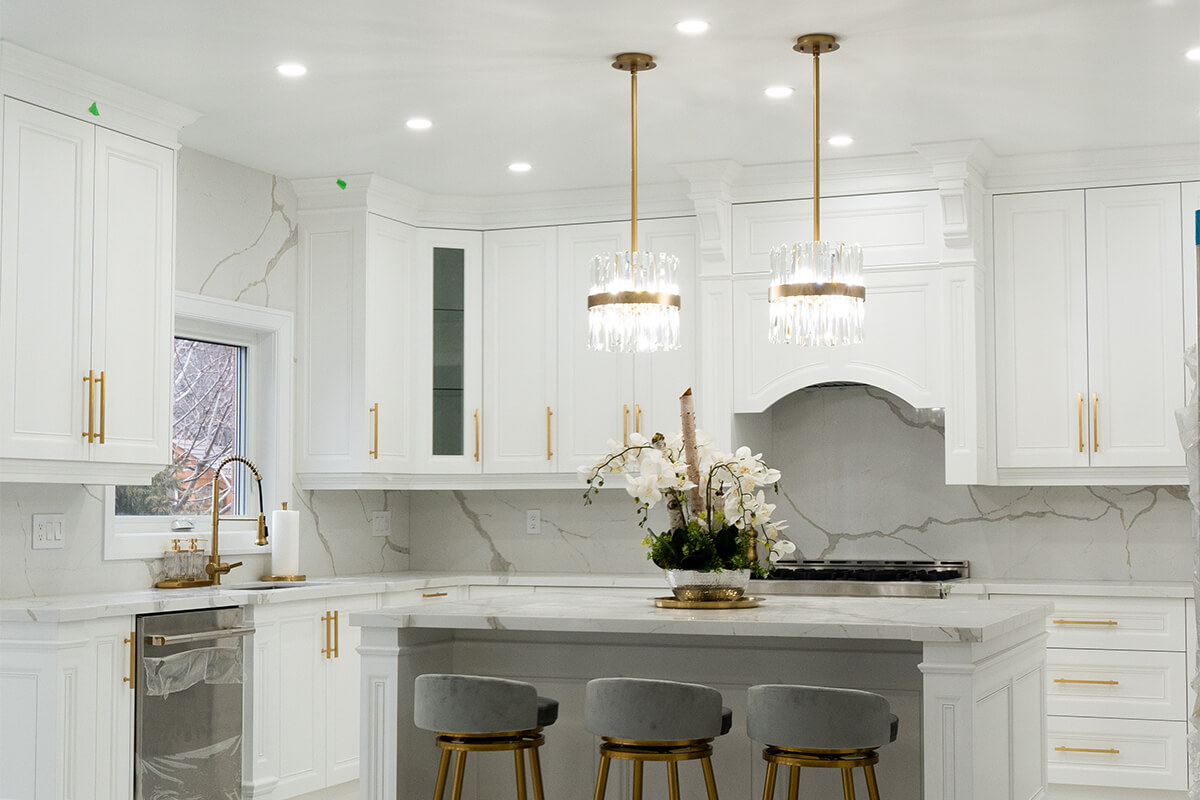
[[336, 179, 347, 190], [87, 102, 99, 116]]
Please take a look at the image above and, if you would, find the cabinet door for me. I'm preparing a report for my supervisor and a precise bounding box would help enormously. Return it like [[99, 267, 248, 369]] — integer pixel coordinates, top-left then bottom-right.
[[325, 595, 377, 786], [91, 128, 174, 466], [1183, 182, 1199, 357], [556, 221, 635, 470], [482, 227, 558, 473], [993, 191, 1090, 468], [364, 214, 416, 471], [88, 618, 135, 800], [271, 598, 328, 797], [414, 229, 483, 473], [0, 97, 95, 462], [1085, 184, 1184, 468]]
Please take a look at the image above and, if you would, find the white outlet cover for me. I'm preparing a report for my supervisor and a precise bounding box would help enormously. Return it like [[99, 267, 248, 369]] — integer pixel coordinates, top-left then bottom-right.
[[370, 510, 391, 538], [525, 509, 542, 535], [32, 514, 65, 550]]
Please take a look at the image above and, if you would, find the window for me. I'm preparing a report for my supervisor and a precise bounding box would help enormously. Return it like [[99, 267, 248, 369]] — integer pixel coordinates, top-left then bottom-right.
[[104, 293, 293, 560]]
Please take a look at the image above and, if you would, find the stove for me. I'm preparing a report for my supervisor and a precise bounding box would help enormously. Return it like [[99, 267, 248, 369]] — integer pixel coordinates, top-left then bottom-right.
[[755, 559, 970, 599]]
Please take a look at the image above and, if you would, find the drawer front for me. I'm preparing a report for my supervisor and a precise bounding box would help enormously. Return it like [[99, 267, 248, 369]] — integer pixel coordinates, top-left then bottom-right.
[[380, 585, 463, 605], [1047, 716, 1187, 790], [1027, 596, 1184, 650], [1046, 648, 1186, 721]]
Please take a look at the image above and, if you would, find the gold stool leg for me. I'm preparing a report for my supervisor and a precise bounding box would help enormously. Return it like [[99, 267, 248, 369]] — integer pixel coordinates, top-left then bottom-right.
[[701, 756, 720, 800], [514, 748, 528, 800], [840, 766, 856, 800], [762, 760, 778, 800], [667, 762, 681, 800], [787, 765, 800, 800], [530, 746, 546, 800], [633, 760, 644, 800], [593, 754, 612, 800], [450, 751, 468, 800], [863, 763, 881, 800], [432, 748, 452, 800]]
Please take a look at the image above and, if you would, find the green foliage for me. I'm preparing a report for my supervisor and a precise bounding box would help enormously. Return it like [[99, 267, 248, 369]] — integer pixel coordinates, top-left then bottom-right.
[[643, 520, 765, 577]]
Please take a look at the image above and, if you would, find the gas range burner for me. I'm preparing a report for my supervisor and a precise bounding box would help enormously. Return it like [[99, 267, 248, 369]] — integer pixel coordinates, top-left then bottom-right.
[[770, 559, 970, 583]]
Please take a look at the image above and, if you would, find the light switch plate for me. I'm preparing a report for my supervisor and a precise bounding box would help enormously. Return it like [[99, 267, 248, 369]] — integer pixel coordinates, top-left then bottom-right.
[[370, 511, 391, 538], [32, 514, 65, 550]]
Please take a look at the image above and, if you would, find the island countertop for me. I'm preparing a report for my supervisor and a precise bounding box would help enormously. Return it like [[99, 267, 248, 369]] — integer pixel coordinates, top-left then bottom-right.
[[350, 588, 1050, 644]]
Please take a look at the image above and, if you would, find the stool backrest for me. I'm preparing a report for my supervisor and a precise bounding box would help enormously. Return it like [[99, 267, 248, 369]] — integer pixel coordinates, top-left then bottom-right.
[[585, 677, 723, 741], [414, 674, 539, 734], [747, 685, 893, 750]]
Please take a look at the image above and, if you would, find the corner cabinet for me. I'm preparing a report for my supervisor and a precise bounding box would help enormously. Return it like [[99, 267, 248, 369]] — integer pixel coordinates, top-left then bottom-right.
[[0, 97, 174, 484], [993, 185, 1187, 484]]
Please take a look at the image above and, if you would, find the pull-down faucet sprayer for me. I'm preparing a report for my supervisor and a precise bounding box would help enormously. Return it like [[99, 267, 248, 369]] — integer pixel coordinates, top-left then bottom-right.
[[206, 455, 269, 585]]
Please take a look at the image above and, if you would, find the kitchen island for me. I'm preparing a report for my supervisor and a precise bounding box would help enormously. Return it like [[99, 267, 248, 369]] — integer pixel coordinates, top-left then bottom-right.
[[352, 587, 1050, 800]]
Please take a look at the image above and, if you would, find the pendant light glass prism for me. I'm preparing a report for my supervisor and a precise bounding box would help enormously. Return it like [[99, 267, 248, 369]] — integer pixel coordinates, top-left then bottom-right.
[[769, 34, 865, 346], [587, 53, 681, 353]]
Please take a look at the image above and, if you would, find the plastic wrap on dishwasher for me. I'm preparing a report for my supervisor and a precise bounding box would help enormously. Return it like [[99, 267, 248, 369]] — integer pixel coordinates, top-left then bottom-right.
[[142, 645, 243, 698], [136, 733, 242, 800]]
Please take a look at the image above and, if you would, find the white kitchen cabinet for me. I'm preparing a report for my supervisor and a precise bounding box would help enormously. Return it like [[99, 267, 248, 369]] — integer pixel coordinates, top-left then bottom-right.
[[297, 211, 416, 479], [0, 615, 135, 800], [0, 96, 174, 483], [993, 184, 1186, 484], [247, 594, 377, 798], [555, 218, 697, 472], [482, 227, 558, 473]]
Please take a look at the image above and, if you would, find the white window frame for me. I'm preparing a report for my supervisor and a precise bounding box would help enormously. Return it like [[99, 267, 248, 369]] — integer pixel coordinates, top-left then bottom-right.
[[103, 292, 293, 560]]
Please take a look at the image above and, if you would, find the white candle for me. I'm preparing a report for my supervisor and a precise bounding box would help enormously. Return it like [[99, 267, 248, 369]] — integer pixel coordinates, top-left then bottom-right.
[[271, 505, 301, 576]]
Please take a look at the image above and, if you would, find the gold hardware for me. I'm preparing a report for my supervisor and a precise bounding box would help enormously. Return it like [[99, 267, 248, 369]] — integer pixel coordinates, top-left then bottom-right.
[[369, 402, 379, 459], [331, 610, 339, 658], [97, 370, 106, 444], [82, 371, 95, 442], [123, 633, 135, 690], [422, 591, 449, 598], [1054, 678, 1120, 685], [1052, 619, 1118, 626], [321, 610, 333, 659], [611, 52, 655, 253], [473, 409, 480, 462], [634, 403, 641, 434], [1077, 392, 1084, 453], [587, 291, 681, 309], [1092, 392, 1099, 452], [1055, 746, 1120, 755], [768, 283, 867, 301], [623, 404, 629, 446], [546, 407, 553, 460], [793, 33, 839, 243]]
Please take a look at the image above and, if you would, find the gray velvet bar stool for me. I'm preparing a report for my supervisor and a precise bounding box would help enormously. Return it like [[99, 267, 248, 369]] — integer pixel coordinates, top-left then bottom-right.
[[414, 674, 559, 800], [746, 685, 898, 800], [584, 677, 733, 800]]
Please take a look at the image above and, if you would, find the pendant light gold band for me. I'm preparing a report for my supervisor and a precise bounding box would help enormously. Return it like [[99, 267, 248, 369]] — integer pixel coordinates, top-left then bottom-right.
[[588, 291, 681, 308], [768, 283, 866, 301]]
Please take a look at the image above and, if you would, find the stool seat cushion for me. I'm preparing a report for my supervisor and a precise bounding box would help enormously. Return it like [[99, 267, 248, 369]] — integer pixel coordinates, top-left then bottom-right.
[[720, 706, 733, 737], [747, 685, 895, 750], [585, 677, 728, 741], [415, 674, 555, 734]]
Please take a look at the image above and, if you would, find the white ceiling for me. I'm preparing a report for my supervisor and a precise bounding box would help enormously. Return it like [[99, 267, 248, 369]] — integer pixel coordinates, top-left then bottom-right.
[[2, 0, 1198, 198]]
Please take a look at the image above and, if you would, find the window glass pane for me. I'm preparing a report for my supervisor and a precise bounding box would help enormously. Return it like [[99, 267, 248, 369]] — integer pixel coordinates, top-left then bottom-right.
[[115, 338, 244, 516], [432, 246, 465, 456]]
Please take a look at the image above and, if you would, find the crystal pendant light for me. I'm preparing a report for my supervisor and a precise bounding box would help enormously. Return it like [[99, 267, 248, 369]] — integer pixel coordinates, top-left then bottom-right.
[[769, 34, 865, 346], [587, 53, 681, 353]]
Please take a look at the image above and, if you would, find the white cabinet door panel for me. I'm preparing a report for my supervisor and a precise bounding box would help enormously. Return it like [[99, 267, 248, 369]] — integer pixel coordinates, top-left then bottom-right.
[[1047, 716, 1186, 791], [1045, 648, 1186, 721], [365, 214, 416, 471]]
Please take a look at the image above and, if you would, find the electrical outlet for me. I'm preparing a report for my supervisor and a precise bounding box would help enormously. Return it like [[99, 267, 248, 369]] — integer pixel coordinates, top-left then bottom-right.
[[370, 510, 391, 538], [32, 514, 65, 550], [525, 509, 541, 536]]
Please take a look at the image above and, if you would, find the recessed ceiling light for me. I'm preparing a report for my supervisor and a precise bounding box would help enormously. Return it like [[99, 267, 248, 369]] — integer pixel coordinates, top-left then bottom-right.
[[276, 63, 307, 77], [406, 118, 433, 130], [827, 135, 854, 147], [1187, 47, 1200, 61], [764, 86, 794, 99], [675, 19, 709, 34], [508, 162, 532, 173]]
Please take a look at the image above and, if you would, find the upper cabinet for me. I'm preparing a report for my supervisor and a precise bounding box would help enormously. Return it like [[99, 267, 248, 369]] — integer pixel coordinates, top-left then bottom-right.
[[993, 184, 1187, 484], [0, 97, 175, 483]]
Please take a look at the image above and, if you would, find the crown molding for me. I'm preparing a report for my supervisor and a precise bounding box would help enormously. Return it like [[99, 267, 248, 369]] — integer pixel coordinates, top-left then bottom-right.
[[987, 143, 1200, 193], [0, 41, 200, 147]]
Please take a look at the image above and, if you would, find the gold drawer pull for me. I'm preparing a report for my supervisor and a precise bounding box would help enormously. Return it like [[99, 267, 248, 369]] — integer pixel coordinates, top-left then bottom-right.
[[369, 403, 379, 459], [546, 406, 553, 461], [1054, 678, 1119, 685], [1055, 746, 1119, 755], [422, 591, 448, 598], [1077, 392, 1084, 453], [1092, 392, 1099, 452], [1052, 619, 1118, 626], [123, 633, 136, 690]]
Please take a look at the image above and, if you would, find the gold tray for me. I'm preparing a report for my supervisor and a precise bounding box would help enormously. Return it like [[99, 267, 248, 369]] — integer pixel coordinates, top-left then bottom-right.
[[653, 596, 762, 609]]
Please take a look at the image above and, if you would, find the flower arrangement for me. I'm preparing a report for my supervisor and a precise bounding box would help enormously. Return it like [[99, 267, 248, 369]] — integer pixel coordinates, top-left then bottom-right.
[[579, 389, 796, 577]]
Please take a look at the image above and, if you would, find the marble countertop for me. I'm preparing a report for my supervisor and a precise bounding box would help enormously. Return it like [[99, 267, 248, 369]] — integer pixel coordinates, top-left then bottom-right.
[[350, 589, 1051, 644]]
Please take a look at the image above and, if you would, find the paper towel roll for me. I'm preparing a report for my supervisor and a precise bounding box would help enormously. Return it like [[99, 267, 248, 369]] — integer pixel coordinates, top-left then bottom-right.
[[270, 507, 301, 576]]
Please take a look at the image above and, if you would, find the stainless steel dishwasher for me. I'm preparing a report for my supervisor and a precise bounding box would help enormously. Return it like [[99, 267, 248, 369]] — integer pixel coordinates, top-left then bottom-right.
[[135, 606, 252, 800]]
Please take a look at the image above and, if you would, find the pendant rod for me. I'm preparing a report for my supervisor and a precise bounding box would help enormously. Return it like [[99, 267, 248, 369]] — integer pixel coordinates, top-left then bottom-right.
[[631, 64, 639, 253], [812, 47, 820, 243]]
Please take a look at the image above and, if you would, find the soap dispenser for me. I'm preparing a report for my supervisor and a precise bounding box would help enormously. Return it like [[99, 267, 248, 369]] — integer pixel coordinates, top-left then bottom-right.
[[163, 539, 184, 581]]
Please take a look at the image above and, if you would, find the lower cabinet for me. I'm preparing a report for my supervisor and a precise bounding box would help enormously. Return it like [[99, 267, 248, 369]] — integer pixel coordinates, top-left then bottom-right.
[[990, 593, 1192, 796], [0, 615, 135, 800], [246, 594, 378, 798]]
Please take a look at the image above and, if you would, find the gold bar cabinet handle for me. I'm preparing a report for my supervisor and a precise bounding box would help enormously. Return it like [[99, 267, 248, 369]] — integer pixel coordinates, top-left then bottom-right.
[[368, 403, 379, 459], [97, 370, 106, 444], [634, 403, 641, 433], [1092, 392, 1099, 453], [331, 610, 339, 659], [546, 406, 553, 460], [1077, 392, 1084, 453], [321, 611, 332, 659], [1052, 619, 1118, 626], [1055, 746, 1119, 755], [422, 591, 448, 598], [123, 633, 136, 690], [1054, 678, 1120, 685], [82, 371, 95, 442], [623, 404, 629, 446], [473, 409, 480, 462]]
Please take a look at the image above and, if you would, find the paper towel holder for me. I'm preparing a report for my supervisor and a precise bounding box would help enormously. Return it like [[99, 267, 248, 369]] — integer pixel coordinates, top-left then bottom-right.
[[261, 501, 306, 582]]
